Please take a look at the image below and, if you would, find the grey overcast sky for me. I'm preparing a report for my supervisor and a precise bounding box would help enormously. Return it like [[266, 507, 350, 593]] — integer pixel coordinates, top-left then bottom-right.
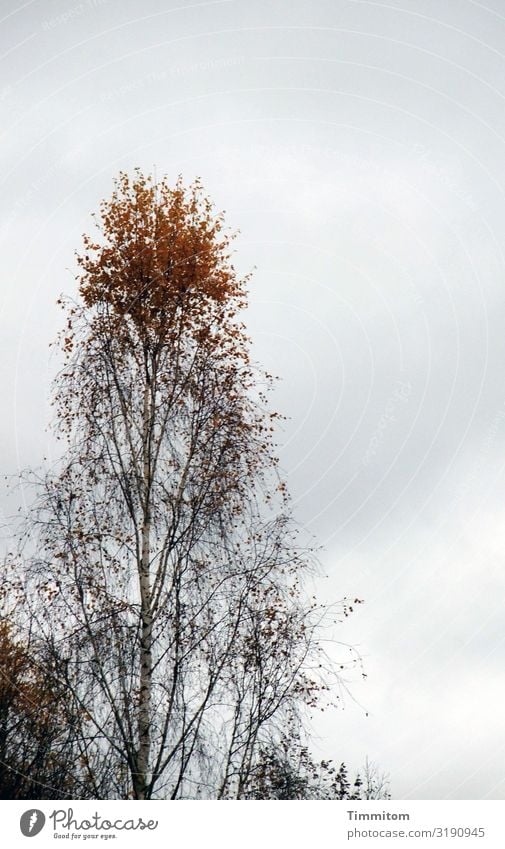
[[2, 0, 505, 799]]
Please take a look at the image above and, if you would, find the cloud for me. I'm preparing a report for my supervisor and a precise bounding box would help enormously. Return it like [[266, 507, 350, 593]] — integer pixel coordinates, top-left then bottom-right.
[[2, 0, 505, 799]]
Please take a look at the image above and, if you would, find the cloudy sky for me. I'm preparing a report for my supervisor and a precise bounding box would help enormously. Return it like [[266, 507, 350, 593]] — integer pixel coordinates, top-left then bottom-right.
[[2, 0, 505, 799]]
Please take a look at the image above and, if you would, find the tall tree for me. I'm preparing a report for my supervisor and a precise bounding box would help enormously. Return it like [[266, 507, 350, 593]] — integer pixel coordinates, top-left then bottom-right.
[[9, 171, 348, 799]]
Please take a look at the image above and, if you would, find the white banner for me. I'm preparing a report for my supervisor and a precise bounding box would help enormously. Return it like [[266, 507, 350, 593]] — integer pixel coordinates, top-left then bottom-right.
[[1, 800, 504, 848]]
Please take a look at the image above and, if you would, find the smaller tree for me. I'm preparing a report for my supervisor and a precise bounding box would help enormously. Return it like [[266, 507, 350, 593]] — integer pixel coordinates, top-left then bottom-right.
[[0, 620, 82, 799], [243, 736, 390, 800], [360, 757, 391, 800]]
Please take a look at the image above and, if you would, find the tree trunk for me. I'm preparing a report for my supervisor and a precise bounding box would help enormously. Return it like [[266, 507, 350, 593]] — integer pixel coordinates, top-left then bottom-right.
[[135, 374, 153, 799]]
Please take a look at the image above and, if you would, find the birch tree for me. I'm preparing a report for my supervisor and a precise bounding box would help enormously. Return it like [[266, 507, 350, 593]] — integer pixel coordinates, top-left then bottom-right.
[[13, 171, 346, 799]]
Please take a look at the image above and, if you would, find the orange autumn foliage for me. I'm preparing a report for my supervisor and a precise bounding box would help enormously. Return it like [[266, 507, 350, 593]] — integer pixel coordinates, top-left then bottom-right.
[[76, 170, 246, 342], [0, 622, 73, 799]]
